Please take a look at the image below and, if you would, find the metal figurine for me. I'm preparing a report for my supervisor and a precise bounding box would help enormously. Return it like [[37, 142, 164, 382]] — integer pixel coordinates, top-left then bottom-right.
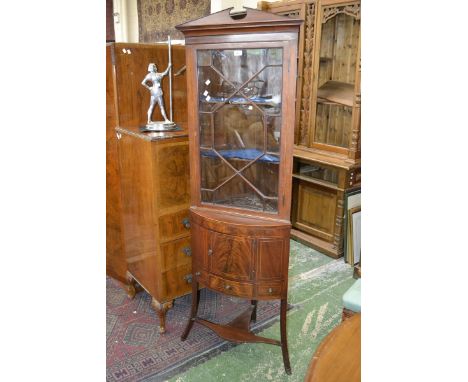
[[140, 36, 177, 132]]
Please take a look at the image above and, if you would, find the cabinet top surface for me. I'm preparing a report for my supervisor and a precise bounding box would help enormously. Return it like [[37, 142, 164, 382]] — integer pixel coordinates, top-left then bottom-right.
[[294, 146, 360, 170], [191, 206, 290, 228], [116, 126, 188, 142]]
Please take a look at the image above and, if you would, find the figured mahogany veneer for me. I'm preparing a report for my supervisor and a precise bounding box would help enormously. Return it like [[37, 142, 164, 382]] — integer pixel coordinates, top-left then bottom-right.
[[190, 207, 290, 301], [117, 126, 191, 333]]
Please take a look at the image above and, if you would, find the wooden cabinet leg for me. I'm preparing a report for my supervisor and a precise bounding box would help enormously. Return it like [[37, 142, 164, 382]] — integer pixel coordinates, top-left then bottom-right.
[[181, 280, 200, 341], [126, 271, 137, 299], [151, 298, 174, 334], [251, 300, 258, 322], [280, 298, 291, 375]]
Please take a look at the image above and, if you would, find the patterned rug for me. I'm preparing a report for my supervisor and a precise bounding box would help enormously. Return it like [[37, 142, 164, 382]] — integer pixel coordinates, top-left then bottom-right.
[[106, 278, 281, 382]]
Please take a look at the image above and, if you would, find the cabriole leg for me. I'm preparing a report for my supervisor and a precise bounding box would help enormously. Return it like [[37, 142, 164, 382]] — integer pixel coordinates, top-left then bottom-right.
[[126, 271, 137, 299], [151, 298, 174, 334]]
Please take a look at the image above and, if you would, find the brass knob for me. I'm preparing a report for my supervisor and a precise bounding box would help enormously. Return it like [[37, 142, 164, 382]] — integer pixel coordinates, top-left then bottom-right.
[[182, 247, 192, 257], [208, 249, 213, 256], [184, 274, 193, 283], [268, 288, 273, 294], [225, 284, 232, 290], [182, 218, 191, 229], [195, 272, 201, 276]]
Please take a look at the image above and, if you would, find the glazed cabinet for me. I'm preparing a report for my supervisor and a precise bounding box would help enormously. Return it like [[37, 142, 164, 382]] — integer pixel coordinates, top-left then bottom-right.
[[176, 8, 301, 374], [260, 0, 361, 257]]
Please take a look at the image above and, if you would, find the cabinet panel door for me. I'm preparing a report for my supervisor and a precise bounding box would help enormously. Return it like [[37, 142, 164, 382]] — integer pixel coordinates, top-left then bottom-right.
[[257, 238, 285, 281], [293, 180, 337, 242], [209, 232, 253, 281]]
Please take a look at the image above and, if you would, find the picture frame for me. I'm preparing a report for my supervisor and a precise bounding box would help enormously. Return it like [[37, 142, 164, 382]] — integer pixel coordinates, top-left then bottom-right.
[[348, 206, 361, 265], [343, 187, 361, 264]]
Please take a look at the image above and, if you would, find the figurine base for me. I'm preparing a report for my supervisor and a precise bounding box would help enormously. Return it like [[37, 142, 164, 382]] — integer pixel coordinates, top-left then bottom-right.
[[140, 121, 178, 132]]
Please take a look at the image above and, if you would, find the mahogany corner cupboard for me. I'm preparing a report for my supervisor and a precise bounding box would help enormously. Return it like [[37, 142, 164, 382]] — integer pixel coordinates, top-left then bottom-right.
[[176, 7, 302, 374]]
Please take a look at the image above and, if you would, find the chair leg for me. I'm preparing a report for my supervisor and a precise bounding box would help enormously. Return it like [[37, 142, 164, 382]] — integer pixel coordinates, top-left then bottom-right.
[[181, 280, 200, 341], [280, 298, 291, 375]]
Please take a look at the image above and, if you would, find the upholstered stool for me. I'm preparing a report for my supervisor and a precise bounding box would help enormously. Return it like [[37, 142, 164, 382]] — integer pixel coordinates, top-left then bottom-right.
[[342, 279, 361, 320]]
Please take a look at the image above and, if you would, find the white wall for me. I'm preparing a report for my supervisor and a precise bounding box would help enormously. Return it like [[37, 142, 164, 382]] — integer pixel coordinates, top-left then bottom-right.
[[113, 0, 139, 43], [211, 0, 260, 13]]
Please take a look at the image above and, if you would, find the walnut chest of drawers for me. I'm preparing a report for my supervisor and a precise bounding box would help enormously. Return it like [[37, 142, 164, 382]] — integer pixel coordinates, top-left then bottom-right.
[[116, 126, 191, 333]]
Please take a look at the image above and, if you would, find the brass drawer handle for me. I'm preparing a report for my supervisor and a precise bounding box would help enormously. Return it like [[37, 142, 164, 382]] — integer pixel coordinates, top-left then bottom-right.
[[184, 274, 193, 284], [195, 271, 201, 276], [224, 284, 232, 290], [268, 288, 273, 294], [182, 218, 191, 229], [208, 249, 213, 256], [182, 247, 192, 257]]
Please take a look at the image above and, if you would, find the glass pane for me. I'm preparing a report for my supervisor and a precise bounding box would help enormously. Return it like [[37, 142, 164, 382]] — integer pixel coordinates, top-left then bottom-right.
[[212, 49, 267, 87], [200, 150, 235, 191], [264, 198, 278, 213], [254, 66, 282, 116], [314, 13, 359, 149], [197, 66, 236, 112], [314, 104, 352, 148], [199, 113, 212, 149], [197, 47, 283, 214], [267, 48, 282, 65], [197, 50, 212, 67], [214, 102, 264, 170], [241, 155, 279, 198], [266, 115, 281, 153], [295, 159, 339, 185], [213, 175, 265, 211]]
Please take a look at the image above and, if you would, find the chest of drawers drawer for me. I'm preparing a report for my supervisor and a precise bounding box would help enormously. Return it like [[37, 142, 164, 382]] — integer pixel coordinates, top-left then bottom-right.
[[209, 274, 254, 299], [257, 282, 283, 299], [158, 209, 191, 242], [160, 236, 192, 272]]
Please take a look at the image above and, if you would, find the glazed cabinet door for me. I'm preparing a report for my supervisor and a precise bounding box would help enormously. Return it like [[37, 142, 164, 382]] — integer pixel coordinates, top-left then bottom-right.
[[256, 238, 287, 281], [209, 232, 254, 281], [309, 0, 361, 155]]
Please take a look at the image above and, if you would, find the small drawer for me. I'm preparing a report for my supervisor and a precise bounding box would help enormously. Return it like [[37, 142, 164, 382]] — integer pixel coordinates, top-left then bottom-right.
[[158, 209, 191, 241], [257, 283, 283, 299], [160, 237, 191, 272], [209, 274, 253, 299], [160, 264, 192, 300]]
